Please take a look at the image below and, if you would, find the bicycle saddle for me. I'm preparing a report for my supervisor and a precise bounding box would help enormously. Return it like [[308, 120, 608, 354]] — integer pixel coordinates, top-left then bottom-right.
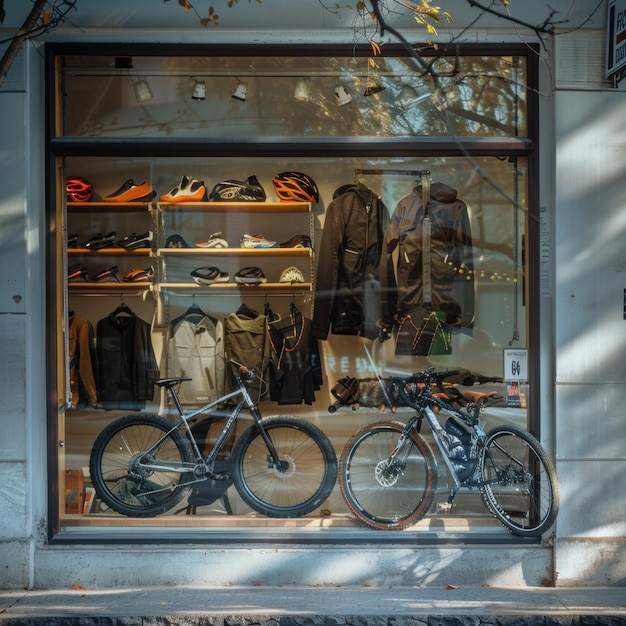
[[153, 377, 192, 388]]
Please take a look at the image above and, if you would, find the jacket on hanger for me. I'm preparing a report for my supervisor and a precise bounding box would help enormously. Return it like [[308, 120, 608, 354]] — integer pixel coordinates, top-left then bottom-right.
[[312, 183, 394, 340], [96, 311, 159, 410], [224, 304, 269, 402], [268, 307, 323, 405], [381, 181, 475, 330], [68, 312, 98, 408], [167, 310, 225, 406]]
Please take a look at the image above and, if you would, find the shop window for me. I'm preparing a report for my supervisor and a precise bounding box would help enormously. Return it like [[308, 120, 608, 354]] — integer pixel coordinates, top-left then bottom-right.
[[47, 44, 538, 541]]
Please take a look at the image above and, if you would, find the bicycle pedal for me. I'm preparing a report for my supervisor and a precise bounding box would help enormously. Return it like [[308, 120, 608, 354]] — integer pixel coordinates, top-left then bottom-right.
[[437, 501, 453, 513]]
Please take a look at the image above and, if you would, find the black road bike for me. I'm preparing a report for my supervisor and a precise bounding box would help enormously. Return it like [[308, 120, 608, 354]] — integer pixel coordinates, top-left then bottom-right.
[[90, 366, 337, 518], [339, 368, 559, 536]]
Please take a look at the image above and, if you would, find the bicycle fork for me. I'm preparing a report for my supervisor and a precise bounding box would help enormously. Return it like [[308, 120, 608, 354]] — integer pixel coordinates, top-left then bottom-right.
[[249, 406, 289, 472]]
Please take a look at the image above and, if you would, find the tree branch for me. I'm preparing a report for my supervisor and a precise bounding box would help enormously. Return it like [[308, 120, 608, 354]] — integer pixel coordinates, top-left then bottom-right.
[[0, 0, 47, 89], [466, 0, 557, 35]]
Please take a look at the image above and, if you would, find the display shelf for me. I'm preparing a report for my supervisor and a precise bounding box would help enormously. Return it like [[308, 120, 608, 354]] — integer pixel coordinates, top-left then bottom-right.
[[157, 282, 312, 291], [67, 201, 152, 212], [157, 201, 310, 213], [68, 282, 153, 292], [157, 248, 311, 258], [68, 248, 152, 255]]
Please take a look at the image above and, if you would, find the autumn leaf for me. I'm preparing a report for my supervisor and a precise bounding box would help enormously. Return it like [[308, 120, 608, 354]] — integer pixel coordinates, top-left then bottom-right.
[[200, 5, 219, 26], [369, 39, 382, 56]]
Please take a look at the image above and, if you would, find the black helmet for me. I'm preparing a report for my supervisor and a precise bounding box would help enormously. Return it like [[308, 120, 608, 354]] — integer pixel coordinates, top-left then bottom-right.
[[272, 171, 319, 203], [332, 183, 356, 199], [209, 175, 266, 202]]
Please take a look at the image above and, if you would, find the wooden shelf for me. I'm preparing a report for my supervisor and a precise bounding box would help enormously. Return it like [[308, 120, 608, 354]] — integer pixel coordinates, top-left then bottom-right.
[[67, 202, 151, 211], [159, 282, 311, 291], [68, 248, 152, 255], [157, 247, 311, 257], [68, 282, 153, 292], [157, 201, 310, 213]]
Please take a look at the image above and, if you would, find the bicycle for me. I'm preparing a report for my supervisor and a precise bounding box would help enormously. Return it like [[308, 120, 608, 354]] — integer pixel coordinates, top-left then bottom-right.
[[339, 367, 559, 536], [89, 365, 338, 518]]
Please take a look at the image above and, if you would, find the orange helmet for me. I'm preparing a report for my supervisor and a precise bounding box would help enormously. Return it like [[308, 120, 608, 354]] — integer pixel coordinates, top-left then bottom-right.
[[66, 176, 94, 202], [272, 172, 319, 203]]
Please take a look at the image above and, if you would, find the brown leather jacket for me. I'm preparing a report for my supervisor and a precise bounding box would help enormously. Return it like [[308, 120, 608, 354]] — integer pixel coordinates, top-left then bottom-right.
[[68, 312, 98, 408]]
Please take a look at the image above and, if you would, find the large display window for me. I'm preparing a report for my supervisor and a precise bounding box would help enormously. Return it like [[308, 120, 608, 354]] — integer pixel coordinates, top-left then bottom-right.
[[46, 44, 540, 541]]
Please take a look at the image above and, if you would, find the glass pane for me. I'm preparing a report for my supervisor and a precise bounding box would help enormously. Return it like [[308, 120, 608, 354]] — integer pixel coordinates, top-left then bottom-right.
[[61, 154, 528, 529], [61, 54, 527, 139]]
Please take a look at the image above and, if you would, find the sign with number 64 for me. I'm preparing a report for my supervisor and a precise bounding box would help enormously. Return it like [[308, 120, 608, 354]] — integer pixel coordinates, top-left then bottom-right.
[[503, 349, 528, 381]]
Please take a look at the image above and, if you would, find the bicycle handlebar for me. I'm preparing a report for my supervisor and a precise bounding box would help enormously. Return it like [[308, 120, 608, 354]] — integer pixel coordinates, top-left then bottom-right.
[[391, 368, 460, 386]]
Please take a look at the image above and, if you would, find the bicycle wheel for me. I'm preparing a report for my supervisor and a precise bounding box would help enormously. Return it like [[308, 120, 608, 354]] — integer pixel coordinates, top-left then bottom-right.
[[479, 424, 559, 537], [89, 413, 195, 517], [231, 417, 337, 517], [339, 421, 437, 530]]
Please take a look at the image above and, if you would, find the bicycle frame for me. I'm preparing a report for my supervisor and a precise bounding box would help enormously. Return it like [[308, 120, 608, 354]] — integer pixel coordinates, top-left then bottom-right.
[[135, 374, 283, 479], [396, 395, 488, 503]]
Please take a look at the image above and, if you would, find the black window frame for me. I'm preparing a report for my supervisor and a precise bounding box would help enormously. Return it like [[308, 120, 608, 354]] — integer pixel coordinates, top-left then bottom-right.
[[45, 41, 540, 545]]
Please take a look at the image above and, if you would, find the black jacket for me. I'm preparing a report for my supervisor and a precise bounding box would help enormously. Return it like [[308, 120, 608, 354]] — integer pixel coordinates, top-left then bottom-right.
[[312, 183, 393, 340], [381, 182, 474, 329], [96, 312, 158, 410]]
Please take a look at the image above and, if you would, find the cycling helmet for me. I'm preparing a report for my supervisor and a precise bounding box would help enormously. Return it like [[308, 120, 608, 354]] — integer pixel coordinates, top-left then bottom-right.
[[66, 176, 94, 202], [333, 183, 356, 199], [209, 175, 266, 202], [272, 171, 319, 203]]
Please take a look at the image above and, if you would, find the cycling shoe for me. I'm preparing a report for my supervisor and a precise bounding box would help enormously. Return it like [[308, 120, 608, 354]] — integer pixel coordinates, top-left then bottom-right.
[[83, 232, 116, 250], [104, 179, 154, 203], [160, 176, 207, 203], [91, 265, 121, 282], [123, 266, 155, 282]]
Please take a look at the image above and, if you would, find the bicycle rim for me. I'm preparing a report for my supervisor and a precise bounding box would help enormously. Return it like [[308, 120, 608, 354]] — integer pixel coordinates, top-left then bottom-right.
[[480, 424, 559, 537], [339, 422, 437, 530], [89, 413, 194, 517], [232, 417, 337, 518]]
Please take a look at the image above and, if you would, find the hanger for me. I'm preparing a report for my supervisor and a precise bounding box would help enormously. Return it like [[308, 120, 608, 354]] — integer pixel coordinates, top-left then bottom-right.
[[111, 296, 134, 318], [264, 298, 282, 325], [183, 296, 206, 321]]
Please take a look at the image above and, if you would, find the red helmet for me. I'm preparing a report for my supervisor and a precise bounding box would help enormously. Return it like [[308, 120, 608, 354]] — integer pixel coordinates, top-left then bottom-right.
[[272, 172, 319, 203], [66, 176, 94, 202]]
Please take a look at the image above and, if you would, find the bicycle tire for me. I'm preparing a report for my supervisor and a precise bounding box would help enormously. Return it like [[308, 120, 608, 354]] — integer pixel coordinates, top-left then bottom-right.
[[89, 413, 195, 517], [231, 416, 337, 517], [339, 421, 437, 530], [479, 424, 559, 537]]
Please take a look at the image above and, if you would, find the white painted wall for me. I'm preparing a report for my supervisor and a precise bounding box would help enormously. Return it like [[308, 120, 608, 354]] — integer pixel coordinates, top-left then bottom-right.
[[554, 89, 626, 586]]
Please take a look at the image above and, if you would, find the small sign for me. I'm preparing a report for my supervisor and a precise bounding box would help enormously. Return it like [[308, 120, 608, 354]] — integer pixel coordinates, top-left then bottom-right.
[[503, 349, 528, 381], [504, 349, 528, 408], [607, 0, 626, 77]]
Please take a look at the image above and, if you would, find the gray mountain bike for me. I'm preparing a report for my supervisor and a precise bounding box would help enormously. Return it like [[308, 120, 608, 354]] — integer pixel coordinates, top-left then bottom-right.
[[90, 366, 337, 518], [339, 367, 559, 537]]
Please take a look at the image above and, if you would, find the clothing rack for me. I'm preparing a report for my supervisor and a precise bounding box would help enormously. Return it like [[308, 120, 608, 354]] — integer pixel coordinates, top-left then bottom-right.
[[155, 288, 311, 328]]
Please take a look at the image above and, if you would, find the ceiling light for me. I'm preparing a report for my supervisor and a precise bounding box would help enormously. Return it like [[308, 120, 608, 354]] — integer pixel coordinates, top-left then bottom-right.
[[294, 79, 309, 102], [334, 84, 352, 106], [232, 81, 247, 102], [192, 79, 206, 101]]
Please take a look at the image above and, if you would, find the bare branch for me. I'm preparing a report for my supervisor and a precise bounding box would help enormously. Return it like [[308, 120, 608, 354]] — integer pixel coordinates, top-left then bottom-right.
[[0, 0, 47, 89], [466, 0, 557, 35]]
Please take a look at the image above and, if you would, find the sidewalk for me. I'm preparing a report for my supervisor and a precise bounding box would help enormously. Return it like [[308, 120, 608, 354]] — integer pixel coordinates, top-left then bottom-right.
[[1, 585, 625, 625]]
